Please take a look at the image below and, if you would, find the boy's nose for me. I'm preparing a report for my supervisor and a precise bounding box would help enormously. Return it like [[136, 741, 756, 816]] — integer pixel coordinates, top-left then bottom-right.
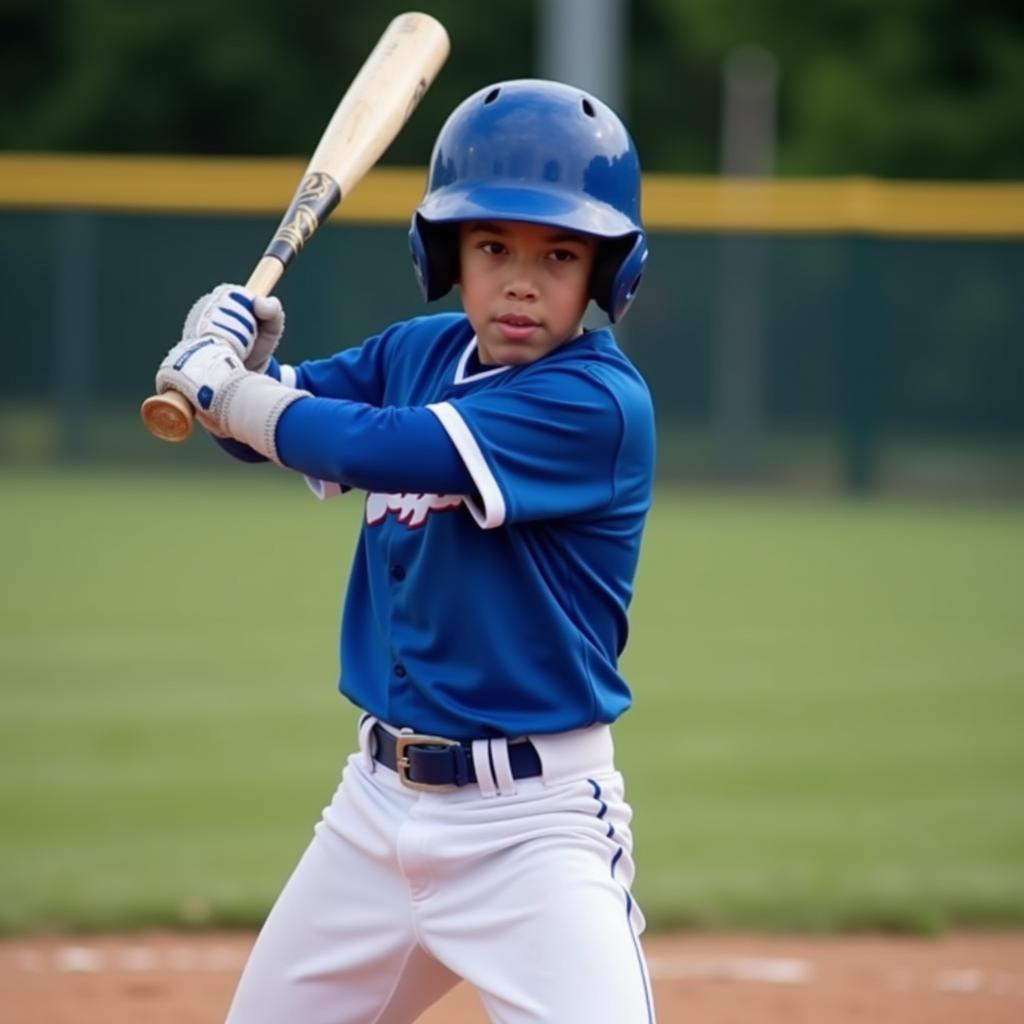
[[503, 277, 537, 301]]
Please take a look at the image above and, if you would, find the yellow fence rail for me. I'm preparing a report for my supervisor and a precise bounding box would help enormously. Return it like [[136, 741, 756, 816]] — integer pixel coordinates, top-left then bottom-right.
[[1, 152, 1022, 238]]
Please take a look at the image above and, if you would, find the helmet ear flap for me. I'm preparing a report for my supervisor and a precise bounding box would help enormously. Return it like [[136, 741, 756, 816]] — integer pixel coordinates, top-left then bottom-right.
[[592, 233, 648, 322], [409, 217, 460, 301]]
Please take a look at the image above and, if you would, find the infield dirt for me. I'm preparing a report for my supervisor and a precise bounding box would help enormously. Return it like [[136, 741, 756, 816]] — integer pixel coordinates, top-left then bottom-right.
[[3, 930, 1022, 1023]]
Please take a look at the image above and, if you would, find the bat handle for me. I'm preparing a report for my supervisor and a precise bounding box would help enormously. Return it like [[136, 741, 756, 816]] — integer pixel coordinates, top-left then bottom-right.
[[140, 256, 285, 442], [246, 256, 284, 297]]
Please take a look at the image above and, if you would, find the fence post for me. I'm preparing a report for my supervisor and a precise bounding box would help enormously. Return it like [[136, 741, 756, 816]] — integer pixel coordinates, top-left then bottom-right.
[[712, 46, 778, 479], [839, 236, 882, 493], [53, 211, 97, 462], [538, 0, 626, 114]]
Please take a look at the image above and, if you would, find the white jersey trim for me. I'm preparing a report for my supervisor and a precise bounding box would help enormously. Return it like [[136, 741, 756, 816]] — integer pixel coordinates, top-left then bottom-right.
[[454, 337, 512, 385], [283, 363, 344, 500], [427, 402, 506, 529], [304, 475, 346, 501]]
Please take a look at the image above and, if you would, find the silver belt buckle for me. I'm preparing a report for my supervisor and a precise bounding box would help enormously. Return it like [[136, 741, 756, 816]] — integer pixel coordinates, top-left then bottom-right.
[[395, 731, 461, 792]]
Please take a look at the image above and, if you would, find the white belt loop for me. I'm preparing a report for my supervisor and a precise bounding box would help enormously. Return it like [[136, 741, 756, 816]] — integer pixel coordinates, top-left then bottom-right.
[[489, 738, 517, 796], [358, 713, 379, 773], [471, 739, 499, 798]]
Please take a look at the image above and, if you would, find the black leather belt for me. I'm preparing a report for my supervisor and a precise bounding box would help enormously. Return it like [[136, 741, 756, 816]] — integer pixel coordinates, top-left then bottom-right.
[[371, 723, 542, 791]]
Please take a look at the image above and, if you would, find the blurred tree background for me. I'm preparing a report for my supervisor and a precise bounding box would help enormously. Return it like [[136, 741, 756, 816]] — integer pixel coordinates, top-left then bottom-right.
[[2, 0, 1022, 179]]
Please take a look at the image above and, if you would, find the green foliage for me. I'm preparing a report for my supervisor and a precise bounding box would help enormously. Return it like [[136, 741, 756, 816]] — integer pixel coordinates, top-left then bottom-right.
[[2, 469, 1023, 934], [2, 0, 1022, 177], [0, 0, 533, 161], [639, 0, 1024, 177]]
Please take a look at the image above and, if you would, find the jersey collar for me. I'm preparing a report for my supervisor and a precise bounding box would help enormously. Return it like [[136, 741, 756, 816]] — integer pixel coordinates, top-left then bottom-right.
[[454, 336, 512, 385]]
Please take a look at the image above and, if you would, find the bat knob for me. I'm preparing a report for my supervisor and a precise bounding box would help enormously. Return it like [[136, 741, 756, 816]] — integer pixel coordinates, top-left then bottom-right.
[[141, 391, 195, 442]]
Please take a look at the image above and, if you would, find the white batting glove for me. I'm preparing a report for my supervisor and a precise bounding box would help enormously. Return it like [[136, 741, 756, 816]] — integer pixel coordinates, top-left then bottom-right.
[[182, 284, 285, 373], [156, 337, 309, 463]]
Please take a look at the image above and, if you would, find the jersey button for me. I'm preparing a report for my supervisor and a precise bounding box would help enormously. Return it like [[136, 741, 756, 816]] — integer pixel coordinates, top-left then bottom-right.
[[394, 663, 407, 678], [390, 564, 406, 581]]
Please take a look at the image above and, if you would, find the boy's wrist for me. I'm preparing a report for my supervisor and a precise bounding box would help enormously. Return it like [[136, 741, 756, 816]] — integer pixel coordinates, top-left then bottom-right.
[[220, 375, 311, 466]]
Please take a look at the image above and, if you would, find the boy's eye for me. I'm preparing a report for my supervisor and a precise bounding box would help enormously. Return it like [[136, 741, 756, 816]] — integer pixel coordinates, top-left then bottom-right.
[[480, 241, 506, 255], [547, 248, 578, 263]]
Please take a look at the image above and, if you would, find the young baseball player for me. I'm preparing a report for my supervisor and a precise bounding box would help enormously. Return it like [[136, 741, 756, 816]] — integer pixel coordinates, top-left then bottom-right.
[[156, 79, 656, 1023]]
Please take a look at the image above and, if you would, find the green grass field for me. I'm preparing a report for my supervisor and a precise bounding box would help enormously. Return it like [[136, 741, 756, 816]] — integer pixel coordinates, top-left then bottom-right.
[[2, 467, 1022, 935]]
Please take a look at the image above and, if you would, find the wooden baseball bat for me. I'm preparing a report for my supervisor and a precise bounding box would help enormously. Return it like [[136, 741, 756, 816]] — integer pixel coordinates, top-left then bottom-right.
[[140, 11, 450, 442]]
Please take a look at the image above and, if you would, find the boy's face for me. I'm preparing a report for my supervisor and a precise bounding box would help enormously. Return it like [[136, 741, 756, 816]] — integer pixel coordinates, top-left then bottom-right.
[[457, 220, 599, 366]]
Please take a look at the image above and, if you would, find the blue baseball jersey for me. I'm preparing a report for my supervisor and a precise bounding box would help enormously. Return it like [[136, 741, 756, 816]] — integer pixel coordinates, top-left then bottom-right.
[[249, 313, 655, 740]]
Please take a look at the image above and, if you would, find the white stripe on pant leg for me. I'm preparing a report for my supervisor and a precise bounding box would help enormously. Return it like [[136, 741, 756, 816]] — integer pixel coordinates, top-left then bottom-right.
[[592, 778, 656, 1023]]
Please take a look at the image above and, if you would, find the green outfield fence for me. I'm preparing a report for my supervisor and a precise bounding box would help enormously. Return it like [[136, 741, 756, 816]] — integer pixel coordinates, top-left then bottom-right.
[[2, 154, 1023, 494]]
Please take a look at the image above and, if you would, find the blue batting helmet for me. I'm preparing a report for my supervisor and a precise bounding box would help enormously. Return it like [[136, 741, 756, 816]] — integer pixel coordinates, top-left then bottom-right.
[[409, 79, 647, 323]]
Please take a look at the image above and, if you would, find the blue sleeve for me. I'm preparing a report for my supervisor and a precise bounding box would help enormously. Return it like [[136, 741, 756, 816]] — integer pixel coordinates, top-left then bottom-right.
[[432, 365, 654, 526], [204, 334, 392, 465], [292, 326, 393, 403], [274, 397, 475, 495]]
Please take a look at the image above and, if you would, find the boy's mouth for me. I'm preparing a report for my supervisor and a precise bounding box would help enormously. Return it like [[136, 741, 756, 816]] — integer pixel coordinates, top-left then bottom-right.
[[495, 313, 540, 341], [498, 313, 539, 326]]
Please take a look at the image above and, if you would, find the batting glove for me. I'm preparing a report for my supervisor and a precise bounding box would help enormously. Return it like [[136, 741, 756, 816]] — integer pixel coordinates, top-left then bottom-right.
[[181, 284, 285, 373], [156, 337, 309, 463]]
